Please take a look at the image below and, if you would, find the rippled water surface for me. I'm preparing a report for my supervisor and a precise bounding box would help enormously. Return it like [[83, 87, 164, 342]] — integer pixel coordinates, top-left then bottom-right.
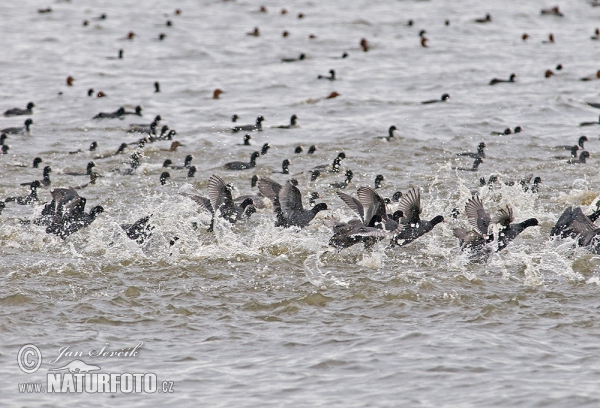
[[2, 0, 600, 406]]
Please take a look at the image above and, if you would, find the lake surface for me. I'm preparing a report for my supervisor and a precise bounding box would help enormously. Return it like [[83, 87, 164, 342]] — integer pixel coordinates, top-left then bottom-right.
[[2, 0, 600, 406]]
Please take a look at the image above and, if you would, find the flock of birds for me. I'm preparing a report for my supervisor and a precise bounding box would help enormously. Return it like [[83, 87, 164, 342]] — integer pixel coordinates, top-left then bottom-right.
[[2, 4, 600, 260]]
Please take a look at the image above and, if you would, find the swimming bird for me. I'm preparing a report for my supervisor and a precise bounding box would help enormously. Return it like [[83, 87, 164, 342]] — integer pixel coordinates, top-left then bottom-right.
[[330, 170, 353, 189], [587, 101, 600, 109], [238, 134, 252, 146], [452, 157, 483, 171], [1, 145, 8, 154], [374, 174, 385, 189], [2, 119, 33, 135], [128, 115, 162, 134], [163, 155, 193, 170], [274, 115, 298, 129], [5, 181, 41, 205], [21, 166, 51, 187], [0, 133, 6, 145], [121, 215, 154, 244], [154, 82, 160, 93], [72, 172, 99, 190], [307, 145, 317, 154], [95, 143, 128, 159], [261, 143, 270, 155], [282, 54, 305, 62], [262, 179, 328, 228], [114, 153, 141, 175], [275, 159, 291, 174], [13, 157, 43, 168], [421, 94, 450, 104], [313, 152, 346, 173], [187, 166, 197, 178], [579, 116, 600, 126], [556, 136, 588, 150], [391, 188, 444, 247], [377, 125, 397, 141], [160, 172, 170, 185], [541, 6, 563, 16], [474, 13, 492, 23], [124, 106, 143, 116], [580, 70, 600, 81], [310, 170, 321, 182], [592, 28, 600, 40], [457, 142, 486, 159], [232, 116, 265, 132], [93, 107, 126, 119], [568, 151, 590, 164], [543, 33, 555, 43], [69, 141, 99, 154], [489, 73, 516, 85], [554, 146, 579, 160], [4, 102, 35, 117], [213, 89, 223, 99], [491, 126, 522, 135], [294, 146, 303, 153], [247, 27, 260, 36], [317, 70, 336, 80], [64, 161, 96, 176], [224, 152, 260, 170]]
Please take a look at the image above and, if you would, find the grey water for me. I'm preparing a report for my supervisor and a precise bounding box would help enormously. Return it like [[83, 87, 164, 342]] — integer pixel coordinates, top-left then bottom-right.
[[2, 0, 600, 406]]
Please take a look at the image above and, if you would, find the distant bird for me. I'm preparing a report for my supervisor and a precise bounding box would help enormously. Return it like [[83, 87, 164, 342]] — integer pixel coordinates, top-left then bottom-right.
[[258, 178, 328, 228], [313, 152, 346, 173], [5, 181, 41, 205], [553, 145, 578, 160], [128, 115, 162, 134], [232, 116, 264, 132], [2, 119, 33, 135], [541, 6, 563, 16], [261, 143, 271, 156], [491, 126, 522, 135], [163, 155, 193, 170], [420, 37, 428, 48], [121, 215, 154, 244], [489, 73, 516, 85], [568, 151, 590, 164], [392, 188, 444, 247], [238, 134, 252, 146], [543, 33, 555, 44], [310, 170, 321, 182], [360, 38, 369, 52], [377, 125, 397, 141], [44, 189, 104, 239], [556, 136, 588, 150], [124, 106, 143, 116], [586, 101, 600, 109], [160, 172, 170, 185], [213, 89, 223, 99], [457, 142, 486, 159], [95, 143, 128, 159], [224, 152, 260, 170], [154, 82, 160, 92], [274, 115, 298, 129], [294, 146, 303, 153], [421, 94, 450, 104], [474, 13, 492, 23], [69, 141, 99, 154], [282, 54, 305, 62], [580, 116, 600, 127], [21, 166, 51, 187], [580, 70, 600, 81], [247, 27, 260, 36], [93, 107, 126, 119], [275, 159, 291, 174], [374, 174, 385, 189], [64, 161, 96, 176], [317, 70, 336, 81], [452, 157, 484, 171], [330, 170, 353, 189], [13, 157, 43, 168], [307, 145, 318, 154], [4, 102, 35, 117], [591, 28, 600, 40]]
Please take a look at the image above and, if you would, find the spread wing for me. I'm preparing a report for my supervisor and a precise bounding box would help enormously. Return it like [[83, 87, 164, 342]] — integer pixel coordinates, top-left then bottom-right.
[[398, 188, 421, 224], [493, 205, 514, 227], [180, 192, 213, 214], [563, 207, 596, 235], [336, 191, 365, 223], [357, 187, 386, 226], [279, 181, 304, 220], [257, 177, 283, 204], [207, 175, 233, 211], [464, 195, 491, 235]]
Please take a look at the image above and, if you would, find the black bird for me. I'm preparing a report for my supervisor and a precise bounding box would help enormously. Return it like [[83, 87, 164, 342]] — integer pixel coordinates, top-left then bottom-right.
[[274, 115, 298, 129], [568, 151, 589, 164], [377, 125, 397, 141], [336, 187, 403, 234], [13, 157, 43, 168], [452, 157, 484, 171], [224, 152, 260, 170], [374, 174, 385, 189], [73, 172, 100, 190], [556, 136, 588, 150], [128, 115, 162, 134], [4, 102, 35, 117], [21, 166, 51, 187], [239, 134, 252, 146], [95, 143, 128, 159], [391, 188, 444, 247], [275, 159, 291, 174], [421, 93, 450, 104], [187, 166, 197, 178], [554, 145, 579, 160], [261, 143, 271, 155], [457, 142, 486, 159], [70, 141, 98, 154], [295, 146, 303, 153], [330, 170, 353, 189], [163, 155, 193, 170], [586, 101, 600, 109], [550, 206, 597, 239], [1, 145, 8, 154], [491, 126, 523, 135], [258, 178, 327, 228], [282, 54, 305, 63], [232, 116, 265, 132], [160, 172, 171, 185], [64, 161, 96, 176], [5, 181, 41, 205], [154, 82, 160, 93], [45, 190, 104, 239], [93, 107, 126, 119], [579, 115, 600, 127], [313, 152, 346, 173], [121, 215, 154, 244], [114, 153, 141, 175], [2, 119, 33, 134], [124, 106, 143, 116], [0, 133, 7, 145], [318, 69, 336, 80], [231, 114, 239, 123], [181, 175, 255, 231], [453, 195, 494, 253], [481, 204, 539, 251], [489, 73, 516, 85], [0, 202, 5, 214], [310, 170, 321, 182], [307, 145, 318, 154]]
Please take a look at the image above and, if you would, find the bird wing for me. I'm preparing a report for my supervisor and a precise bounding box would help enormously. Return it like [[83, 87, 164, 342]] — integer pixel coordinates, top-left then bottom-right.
[[493, 205, 514, 227], [336, 191, 365, 223], [180, 193, 213, 214], [207, 175, 233, 211], [397, 188, 421, 224], [279, 181, 304, 220], [464, 196, 491, 235], [357, 186, 387, 226], [257, 177, 283, 204], [566, 207, 597, 234]]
